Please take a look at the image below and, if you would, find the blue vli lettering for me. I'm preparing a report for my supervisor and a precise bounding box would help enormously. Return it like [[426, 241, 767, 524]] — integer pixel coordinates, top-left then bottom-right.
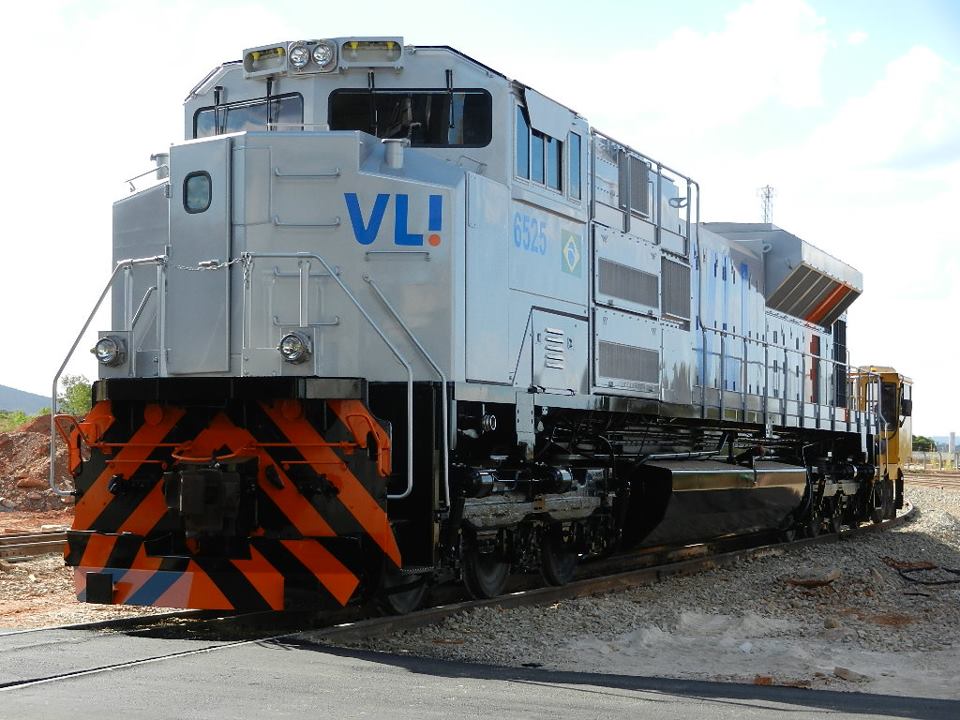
[[345, 193, 443, 246]]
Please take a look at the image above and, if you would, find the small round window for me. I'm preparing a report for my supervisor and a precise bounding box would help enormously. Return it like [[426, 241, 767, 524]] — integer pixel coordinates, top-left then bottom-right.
[[184, 171, 211, 214]]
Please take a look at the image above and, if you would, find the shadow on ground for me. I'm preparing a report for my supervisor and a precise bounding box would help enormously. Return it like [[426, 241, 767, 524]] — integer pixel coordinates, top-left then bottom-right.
[[275, 639, 958, 720]]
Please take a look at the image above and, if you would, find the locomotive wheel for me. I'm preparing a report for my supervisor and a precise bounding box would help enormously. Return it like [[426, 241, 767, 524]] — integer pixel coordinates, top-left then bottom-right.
[[462, 547, 510, 599], [377, 568, 428, 616], [828, 500, 843, 534], [540, 528, 578, 586], [804, 505, 822, 538], [870, 480, 887, 524], [779, 525, 798, 543], [883, 477, 896, 520]]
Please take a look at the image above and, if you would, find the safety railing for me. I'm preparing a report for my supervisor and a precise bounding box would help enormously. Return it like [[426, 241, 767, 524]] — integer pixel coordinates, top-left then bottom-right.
[[239, 251, 417, 501], [49, 255, 168, 497], [857, 369, 890, 481], [590, 129, 697, 257], [696, 322, 873, 435]]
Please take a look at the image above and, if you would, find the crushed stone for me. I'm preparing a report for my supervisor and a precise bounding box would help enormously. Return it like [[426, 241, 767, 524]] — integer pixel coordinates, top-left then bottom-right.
[[344, 485, 960, 700]]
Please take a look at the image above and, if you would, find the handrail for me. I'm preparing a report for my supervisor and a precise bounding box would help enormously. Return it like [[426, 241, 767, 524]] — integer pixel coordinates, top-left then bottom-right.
[[698, 323, 854, 412], [363, 274, 450, 510], [590, 128, 698, 257], [124, 164, 168, 193], [241, 251, 416, 500], [49, 254, 167, 497], [130, 286, 157, 329], [698, 323, 889, 448], [854, 370, 888, 481]]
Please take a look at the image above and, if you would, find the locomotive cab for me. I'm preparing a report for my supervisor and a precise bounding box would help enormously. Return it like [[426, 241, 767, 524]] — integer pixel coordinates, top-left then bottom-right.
[[853, 366, 912, 519]]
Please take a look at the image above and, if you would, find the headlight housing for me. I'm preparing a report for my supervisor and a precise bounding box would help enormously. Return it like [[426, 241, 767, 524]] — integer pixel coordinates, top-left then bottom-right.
[[289, 44, 310, 69], [312, 42, 335, 67], [92, 336, 126, 366], [278, 332, 312, 364]]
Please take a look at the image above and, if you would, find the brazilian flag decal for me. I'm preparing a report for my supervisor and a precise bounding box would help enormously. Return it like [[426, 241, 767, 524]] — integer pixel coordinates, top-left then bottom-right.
[[561, 230, 582, 277]]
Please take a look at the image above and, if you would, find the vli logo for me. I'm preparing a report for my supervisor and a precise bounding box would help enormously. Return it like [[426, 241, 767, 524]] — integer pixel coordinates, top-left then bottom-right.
[[344, 193, 443, 246]]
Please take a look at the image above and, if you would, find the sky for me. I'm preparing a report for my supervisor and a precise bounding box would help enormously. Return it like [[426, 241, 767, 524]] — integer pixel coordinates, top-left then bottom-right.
[[0, 0, 957, 434]]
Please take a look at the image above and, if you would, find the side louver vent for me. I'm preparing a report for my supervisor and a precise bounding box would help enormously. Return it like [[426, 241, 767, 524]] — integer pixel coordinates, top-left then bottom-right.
[[543, 327, 565, 370], [598, 340, 659, 384], [661, 258, 691, 320], [598, 259, 658, 309]]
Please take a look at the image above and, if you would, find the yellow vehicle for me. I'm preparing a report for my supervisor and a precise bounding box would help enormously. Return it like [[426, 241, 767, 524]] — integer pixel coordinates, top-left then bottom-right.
[[853, 366, 912, 522]]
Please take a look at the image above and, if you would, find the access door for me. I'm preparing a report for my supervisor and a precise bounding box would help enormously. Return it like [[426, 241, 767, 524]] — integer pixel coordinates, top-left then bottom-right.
[[166, 138, 232, 374]]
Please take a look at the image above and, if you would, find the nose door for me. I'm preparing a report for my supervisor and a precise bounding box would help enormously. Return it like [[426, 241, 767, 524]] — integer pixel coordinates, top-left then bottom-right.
[[166, 138, 232, 374]]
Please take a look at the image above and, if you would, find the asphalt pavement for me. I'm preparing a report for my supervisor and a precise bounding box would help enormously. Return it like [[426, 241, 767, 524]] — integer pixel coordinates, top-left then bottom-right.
[[0, 633, 956, 719]]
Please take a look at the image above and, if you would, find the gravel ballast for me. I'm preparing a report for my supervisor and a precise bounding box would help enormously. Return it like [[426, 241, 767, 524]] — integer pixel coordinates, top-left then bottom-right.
[[344, 485, 960, 699]]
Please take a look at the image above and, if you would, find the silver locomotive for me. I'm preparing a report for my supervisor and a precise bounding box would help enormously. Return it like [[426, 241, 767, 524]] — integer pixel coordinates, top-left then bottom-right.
[[52, 38, 910, 611]]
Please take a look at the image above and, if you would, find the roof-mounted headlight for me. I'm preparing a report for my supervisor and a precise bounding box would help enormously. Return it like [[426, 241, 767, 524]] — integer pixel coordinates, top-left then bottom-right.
[[278, 332, 312, 364], [289, 44, 310, 70], [313, 42, 335, 68], [92, 336, 126, 367]]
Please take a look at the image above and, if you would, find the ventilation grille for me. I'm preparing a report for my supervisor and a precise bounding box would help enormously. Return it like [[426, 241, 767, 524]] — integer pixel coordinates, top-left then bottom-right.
[[542, 327, 565, 370], [598, 341, 659, 384], [598, 259, 658, 308], [618, 155, 651, 216], [661, 258, 691, 319]]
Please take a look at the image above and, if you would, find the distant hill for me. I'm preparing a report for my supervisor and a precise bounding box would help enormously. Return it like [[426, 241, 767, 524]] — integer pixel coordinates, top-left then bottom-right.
[[0, 384, 49, 413]]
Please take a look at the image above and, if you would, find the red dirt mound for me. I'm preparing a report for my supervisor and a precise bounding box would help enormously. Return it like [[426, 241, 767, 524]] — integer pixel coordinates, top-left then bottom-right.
[[0, 415, 74, 513]]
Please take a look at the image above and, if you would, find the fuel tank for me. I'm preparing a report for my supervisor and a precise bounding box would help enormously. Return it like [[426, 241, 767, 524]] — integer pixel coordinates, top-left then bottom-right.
[[625, 460, 807, 547]]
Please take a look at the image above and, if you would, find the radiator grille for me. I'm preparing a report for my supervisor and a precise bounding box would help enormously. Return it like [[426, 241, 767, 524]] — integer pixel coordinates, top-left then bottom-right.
[[661, 258, 691, 319], [598, 340, 659, 384], [598, 259, 658, 308]]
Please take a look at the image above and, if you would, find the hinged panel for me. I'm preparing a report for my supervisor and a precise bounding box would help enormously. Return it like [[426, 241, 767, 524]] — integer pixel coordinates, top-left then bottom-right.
[[531, 310, 587, 394], [166, 137, 232, 374], [593, 225, 659, 316], [594, 307, 660, 396], [466, 173, 511, 382]]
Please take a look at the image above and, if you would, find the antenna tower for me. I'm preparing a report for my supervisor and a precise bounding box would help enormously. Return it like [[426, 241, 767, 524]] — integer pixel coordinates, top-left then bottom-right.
[[758, 184, 776, 224]]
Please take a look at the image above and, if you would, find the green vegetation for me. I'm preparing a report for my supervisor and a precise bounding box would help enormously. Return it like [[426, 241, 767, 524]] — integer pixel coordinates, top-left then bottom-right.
[[0, 409, 33, 432], [57, 374, 92, 417], [913, 434, 937, 452], [0, 376, 92, 431]]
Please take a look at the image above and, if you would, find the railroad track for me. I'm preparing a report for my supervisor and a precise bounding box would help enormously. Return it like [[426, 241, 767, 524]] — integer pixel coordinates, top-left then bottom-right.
[[904, 473, 960, 490], [0, 530, 67, 562], [0, 502, 917, 692], [305, 502, 917, 645]]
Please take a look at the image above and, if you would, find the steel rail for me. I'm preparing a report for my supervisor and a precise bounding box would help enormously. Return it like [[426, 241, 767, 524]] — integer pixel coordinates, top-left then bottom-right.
[[0, 610, 204, 639], [0, 635, 282, 692], [303, 502, 916, 645], [0, 531, 67, 561], [0, 501, 918, 646]]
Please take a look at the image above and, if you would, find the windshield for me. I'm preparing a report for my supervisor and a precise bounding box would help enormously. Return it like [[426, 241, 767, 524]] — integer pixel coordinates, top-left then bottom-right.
[[880, 381, 898, 425], [194, 93, 304, 138], [329, 89, 491, 147]]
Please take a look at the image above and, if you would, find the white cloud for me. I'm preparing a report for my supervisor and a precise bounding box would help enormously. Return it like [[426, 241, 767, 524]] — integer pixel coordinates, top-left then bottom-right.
[[806, 46, 960, 173], [0, 2, 301, 395], [746, 47, 960, 432], [0, 1, 955, 432], [539, 0, 829, 145], [847, 30, 868, 46]]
